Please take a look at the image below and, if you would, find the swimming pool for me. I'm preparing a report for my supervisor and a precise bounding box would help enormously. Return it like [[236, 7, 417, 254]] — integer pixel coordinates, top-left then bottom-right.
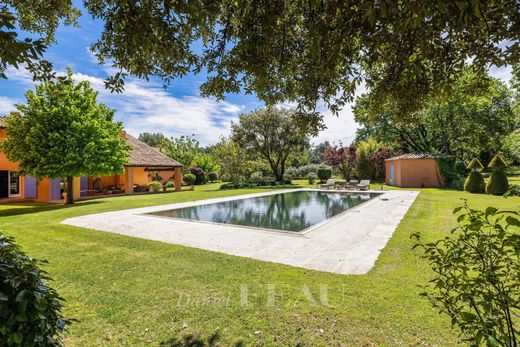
[[145, 190, 381, 232]]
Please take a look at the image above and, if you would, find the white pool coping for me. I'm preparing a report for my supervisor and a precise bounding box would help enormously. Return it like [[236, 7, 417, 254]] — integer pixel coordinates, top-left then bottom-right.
[[62, 188, 419, 275]]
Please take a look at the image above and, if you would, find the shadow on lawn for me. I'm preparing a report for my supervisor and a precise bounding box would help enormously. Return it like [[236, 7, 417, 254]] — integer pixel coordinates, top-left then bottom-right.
[[0, 200, 103, 217], [160, 332, 246, 347]]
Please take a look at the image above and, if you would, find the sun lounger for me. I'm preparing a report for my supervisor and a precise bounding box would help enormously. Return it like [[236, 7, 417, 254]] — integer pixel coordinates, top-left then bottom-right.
[[346, 179, 358, 189], [320, 178, 336, 189], [356, 180, 371, 190]]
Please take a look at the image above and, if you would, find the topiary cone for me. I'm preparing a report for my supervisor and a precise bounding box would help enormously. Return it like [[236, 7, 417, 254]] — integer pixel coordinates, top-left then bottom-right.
[[464, 171, 485, 193], [487, 154, 507, 169], [467, 158, 484, 170]]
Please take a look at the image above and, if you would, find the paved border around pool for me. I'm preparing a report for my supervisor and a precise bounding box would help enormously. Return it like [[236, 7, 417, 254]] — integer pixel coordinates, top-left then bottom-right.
[[62, 189, 419, 275]]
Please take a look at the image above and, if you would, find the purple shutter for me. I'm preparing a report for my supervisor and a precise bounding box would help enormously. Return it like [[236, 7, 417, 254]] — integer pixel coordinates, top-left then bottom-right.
[[24, 176, 37, 198]]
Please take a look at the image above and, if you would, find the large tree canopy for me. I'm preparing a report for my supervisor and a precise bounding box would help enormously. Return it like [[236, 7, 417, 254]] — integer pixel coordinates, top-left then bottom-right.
[[1, 68, 129, 204], [232, 108, 310, 181], [354, 68, 517, 162], [2, 1, 520, 125]]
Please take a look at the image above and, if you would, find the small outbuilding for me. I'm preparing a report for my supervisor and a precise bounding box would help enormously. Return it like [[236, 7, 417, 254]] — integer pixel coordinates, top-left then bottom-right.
[[385, 153, 443, 188]]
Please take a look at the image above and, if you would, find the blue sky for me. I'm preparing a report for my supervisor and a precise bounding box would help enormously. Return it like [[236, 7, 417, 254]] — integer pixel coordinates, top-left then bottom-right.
[[0, 3, 514, 146]]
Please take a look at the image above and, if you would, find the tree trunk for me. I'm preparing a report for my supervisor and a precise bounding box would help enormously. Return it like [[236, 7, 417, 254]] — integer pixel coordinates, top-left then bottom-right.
[[66, 176, 74, 205]]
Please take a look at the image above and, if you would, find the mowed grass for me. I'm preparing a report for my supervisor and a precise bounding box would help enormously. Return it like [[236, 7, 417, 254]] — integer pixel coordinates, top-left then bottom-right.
[[1, 182, 519, 346]]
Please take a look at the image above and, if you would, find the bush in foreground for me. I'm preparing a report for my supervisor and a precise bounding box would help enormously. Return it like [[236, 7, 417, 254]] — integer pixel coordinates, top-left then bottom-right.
[[412, 204, 519, 346], [486, 155, 508, 195], [0, 233, 67, 346], [307, 172, 317, 184]]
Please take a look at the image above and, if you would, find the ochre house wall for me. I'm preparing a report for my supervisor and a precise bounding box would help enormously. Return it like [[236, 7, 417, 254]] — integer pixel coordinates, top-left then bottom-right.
[[386, 159, 443, 188]]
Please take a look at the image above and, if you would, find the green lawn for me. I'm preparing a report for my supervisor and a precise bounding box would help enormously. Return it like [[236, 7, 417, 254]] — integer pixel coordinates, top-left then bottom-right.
[[1, 183, 519, 346]]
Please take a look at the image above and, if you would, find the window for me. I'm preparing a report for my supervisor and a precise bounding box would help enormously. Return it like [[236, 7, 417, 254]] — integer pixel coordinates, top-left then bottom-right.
[[9, 171, 20, 197]]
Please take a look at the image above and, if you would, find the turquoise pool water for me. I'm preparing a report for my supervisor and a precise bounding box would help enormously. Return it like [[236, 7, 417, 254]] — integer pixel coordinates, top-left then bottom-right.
[[146, 190, 381, 232]]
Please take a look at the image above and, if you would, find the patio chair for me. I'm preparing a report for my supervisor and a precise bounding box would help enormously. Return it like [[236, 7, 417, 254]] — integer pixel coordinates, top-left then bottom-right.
[[356, 180, 371, 191], [320, 178, 336, 189]]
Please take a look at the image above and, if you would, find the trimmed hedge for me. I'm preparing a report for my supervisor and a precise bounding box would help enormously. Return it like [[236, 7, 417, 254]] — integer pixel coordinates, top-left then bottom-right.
[[183, 173, 196, 185], [486, 170, 509, 195], [220, 179, 292, 190], [149, 181, 163, 192], [307, 172, 317, 184], [464, 170, 485, 193], [0, 233, 67, 346], [316, 166, 332, 182], [467, 158, 484, 170]]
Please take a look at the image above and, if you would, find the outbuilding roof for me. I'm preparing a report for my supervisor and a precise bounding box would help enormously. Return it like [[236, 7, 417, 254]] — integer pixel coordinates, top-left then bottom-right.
[[124, 133, 182, 168], [385, 152, 441, 161]]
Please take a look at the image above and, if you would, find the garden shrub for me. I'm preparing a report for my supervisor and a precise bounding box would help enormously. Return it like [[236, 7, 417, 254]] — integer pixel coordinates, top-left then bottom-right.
[[316, 165, 332, 182], [219, 179, 292, 190], [435, 156, 462, 187], [285, 166, 300, 179], [412, 203, 520, 347], [296, 164, 320, 178], [208, 172, 219, 182], [164, 181, 174, 188], [464, 158, 485, 193], [486, 154, 509, 195], [183, 173, 196, 185], [464, 171, 485, 193], [189, 167, 206, 185], [0, 233, 67, 346], [455, 160, 467, 176], [249, 171, 263, 182], [149, 181, 163, 192], [307, 172, 317, 184]]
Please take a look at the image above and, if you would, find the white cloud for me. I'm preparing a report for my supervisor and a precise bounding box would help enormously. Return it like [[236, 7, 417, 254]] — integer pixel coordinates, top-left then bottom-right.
[[4, 67, 244, 145], [0, 96, 19, 115]]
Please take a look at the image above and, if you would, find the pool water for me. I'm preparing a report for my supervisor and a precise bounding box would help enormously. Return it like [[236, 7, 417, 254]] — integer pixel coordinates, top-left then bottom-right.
[[145, 190, 381, 232]]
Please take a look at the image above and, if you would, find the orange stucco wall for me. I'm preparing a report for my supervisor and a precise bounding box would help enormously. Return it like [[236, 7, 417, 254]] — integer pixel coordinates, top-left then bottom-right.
[[385, 159, 443, 188], [0, 128, 26, 199]]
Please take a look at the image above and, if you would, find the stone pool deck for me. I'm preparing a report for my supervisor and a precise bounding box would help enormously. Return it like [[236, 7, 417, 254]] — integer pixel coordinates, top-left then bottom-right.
[[62, 189, 419, 275]]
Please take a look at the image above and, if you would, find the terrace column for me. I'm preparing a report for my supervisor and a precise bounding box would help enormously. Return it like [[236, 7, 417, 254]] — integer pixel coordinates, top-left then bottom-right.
[[125, 167, 134, 194], [72, 177, 81, 201], [174, 167, 182, 191]]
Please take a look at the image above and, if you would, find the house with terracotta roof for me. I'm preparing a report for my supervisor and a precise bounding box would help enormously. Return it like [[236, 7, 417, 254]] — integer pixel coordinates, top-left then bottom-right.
[[0, 118, 183, 201], [385, 152, 443, 188]]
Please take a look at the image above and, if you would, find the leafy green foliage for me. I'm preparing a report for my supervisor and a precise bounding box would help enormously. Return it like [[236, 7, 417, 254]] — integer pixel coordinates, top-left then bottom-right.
[[189, 167, 206, 185], [464, 171, 485, 194], [488, 154, 508, 169], [0, 1, 79, 81], [161, 135, 201, 167], [467, 158, 484, 170], [138, 133, 168, 148], [82, 1, 520, 117], [211, 138, 248, 185], [355, 138, 383, 179], [219, 179, 292, 190], [149, 181, 163, 192], [435, 156, 462, 188], [412, 203, 519, 347], [307, 172, 317, 185], [207, 172, 218, 182], [191, 153, 220, 175], [0, 233, 67, 346], [183, 173, 196, 186], [316, 166, 332, 183], [232, 108, 311, 181], [486, 170, 509, 195], [354, 68, 517, 161], [0, 67, 129, 204], [501, 131, 520, 166]]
